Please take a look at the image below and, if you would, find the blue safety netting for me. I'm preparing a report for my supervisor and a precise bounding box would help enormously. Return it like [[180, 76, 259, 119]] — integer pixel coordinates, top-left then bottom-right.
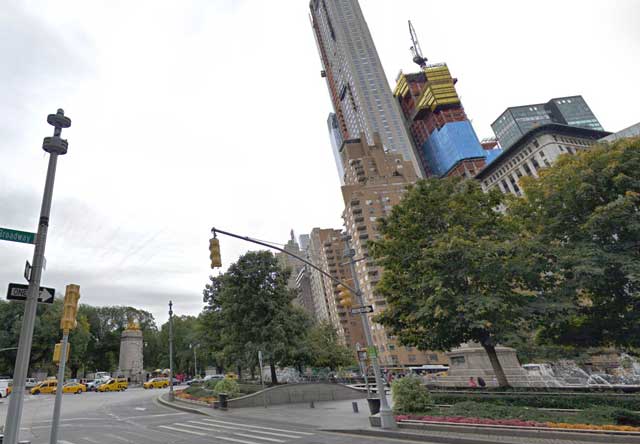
[[421, 120, 485, 176]]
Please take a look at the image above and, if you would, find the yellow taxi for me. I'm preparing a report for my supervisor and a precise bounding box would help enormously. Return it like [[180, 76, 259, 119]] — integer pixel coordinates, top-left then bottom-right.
[[225, 372, 238, 380], [143, 377, 169, 389], [98, 378, 128, 392], [31, 380, 57, 395], [54, 382, 86, 394]]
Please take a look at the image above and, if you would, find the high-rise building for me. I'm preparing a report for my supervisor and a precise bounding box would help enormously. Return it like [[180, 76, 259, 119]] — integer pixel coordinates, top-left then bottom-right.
[[393, 64, 490, 178], [327, 113, 346, 184], [315, 228, 366, 351], [294, 266, 317, 320], [477, 123, 610, 195], [340, 135, 446, 366], [309, 0, 424, 178], [307, 228, 333, 322], [491, 96, 604, 150]]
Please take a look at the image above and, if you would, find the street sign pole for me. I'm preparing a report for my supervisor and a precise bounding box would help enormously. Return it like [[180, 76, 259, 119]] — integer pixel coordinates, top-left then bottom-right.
[[168, 301, 174, 402], [344, 236, 396, 430], [49, 331, 69, 444], [3, 109, 71, 444], [258, 350, 266, 408]]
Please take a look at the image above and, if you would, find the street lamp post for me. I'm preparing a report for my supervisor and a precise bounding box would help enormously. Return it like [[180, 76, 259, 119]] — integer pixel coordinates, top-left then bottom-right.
[[344, 235, 396, 429], [168, 301, 174, 402], [190, 344, 198, 378], [3, 109, 71, 444]]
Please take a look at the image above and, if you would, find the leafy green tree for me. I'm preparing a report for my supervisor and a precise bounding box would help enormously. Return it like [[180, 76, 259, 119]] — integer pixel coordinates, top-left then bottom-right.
[[370, 178, 543, 387], [307, 322, 355, 370], [512, 138, 640, 348], [202, 251, 310, 383]]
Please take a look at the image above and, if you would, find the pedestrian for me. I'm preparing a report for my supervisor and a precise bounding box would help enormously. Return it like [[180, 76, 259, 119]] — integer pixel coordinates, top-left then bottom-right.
[[477, 376, 486, 388], [468, 376, 478, 388]]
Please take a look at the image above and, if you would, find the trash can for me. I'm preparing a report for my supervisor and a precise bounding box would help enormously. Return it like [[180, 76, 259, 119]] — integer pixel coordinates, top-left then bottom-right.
[[367, 397, 380, 415], [218, 392, 228, 410]]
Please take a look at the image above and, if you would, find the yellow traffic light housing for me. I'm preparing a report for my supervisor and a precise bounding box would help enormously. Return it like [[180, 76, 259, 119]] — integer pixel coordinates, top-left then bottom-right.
[[60, 284, 80, 332], [53, 341, 70, 364], [337, 284, 354, 309], [209, 237, 222, 268]]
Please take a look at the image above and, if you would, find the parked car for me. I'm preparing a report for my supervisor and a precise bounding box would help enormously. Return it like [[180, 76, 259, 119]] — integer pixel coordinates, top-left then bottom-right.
[[143, 378, 169, 389], [25, 378, 38, 389], [98, 378, 127, 392], [31, 380, 57, 395], [54, 382, 86, 394], [85, 379, 101, 391], [185, 378, 203, 386], [203, 374, 224, 382], [0, 380, 12, 398]]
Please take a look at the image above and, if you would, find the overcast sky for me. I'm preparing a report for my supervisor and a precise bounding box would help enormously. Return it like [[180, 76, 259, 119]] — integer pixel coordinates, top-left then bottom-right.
[[1, 0, 638, 325]]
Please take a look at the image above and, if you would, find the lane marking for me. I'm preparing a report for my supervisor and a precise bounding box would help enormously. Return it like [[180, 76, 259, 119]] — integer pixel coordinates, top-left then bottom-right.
[[174, 422, 225, 432], [158, 425, 206, 436], [80, 438, 100, 443], [234, 432, 285, 443], [216, 436, 263, 444], [190, 420, 307, 439], [135, 407, 146, 411], [58, 441, 79, 444], [199, 418, 314, 435], [134, 412, 188, 418]]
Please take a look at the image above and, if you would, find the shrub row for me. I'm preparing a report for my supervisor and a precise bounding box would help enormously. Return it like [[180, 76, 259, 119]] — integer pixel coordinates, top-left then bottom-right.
[[431, 392, 640, 411]]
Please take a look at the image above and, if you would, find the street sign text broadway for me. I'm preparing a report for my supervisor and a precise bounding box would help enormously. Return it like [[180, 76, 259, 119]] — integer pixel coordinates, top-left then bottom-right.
[[0, 228, 36, 245]]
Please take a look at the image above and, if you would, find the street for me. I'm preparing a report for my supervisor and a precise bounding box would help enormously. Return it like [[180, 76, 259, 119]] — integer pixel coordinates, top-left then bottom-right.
[[0, 387, 413, 444]]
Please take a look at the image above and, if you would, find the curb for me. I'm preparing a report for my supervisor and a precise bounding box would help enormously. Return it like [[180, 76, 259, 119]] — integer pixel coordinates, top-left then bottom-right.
[[326, 427, 640, 444], [156, 394, 207, 415]]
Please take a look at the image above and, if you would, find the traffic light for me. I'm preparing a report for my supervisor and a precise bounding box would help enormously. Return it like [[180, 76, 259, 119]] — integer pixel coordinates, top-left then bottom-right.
[[53, 342, 70, 364], [337, 284, 354, 309], [209, 237, 222, 268], [60, 284, 80, 332]]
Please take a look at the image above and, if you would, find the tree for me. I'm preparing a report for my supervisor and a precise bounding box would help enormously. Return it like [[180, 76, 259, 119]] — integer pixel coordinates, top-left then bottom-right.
[[307, 322, 355, 370], [369, 178, 543, 387], [512, 138, 640, 348], [201, 251, 310, 383]]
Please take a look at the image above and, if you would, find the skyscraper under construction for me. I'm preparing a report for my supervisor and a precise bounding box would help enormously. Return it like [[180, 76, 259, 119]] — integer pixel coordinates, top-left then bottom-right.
[[393, 22, 492, 178]]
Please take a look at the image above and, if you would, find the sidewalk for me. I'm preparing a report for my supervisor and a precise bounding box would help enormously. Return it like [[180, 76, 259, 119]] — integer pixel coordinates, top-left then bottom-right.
[[159, 394, 640, 444]]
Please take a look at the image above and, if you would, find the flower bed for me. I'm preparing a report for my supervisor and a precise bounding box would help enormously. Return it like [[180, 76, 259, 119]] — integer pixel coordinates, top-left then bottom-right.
[[396, 415, 640, 433], [175, 389, 216, 404]]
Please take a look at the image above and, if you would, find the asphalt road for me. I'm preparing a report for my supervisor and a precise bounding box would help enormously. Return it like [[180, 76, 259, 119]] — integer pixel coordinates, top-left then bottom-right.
[[0, 387, 421, 444]]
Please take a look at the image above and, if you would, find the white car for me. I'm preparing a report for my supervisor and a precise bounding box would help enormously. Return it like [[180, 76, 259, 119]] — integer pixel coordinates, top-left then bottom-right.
[[25, 378, 38, 389], [204, 374, 224, 382], [0, 380, 11, 398]]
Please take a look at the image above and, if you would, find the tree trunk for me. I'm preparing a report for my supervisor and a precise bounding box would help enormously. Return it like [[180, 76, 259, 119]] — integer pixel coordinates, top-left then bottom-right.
[[482, 344, 510, 388], [237, 365, 242, 381], [270, 361, 278, 385], [250, 366, 255, 380]]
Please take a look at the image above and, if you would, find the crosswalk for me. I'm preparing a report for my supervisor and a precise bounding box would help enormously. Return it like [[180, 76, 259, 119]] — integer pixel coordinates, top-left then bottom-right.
[[157, 418, 314, 444]]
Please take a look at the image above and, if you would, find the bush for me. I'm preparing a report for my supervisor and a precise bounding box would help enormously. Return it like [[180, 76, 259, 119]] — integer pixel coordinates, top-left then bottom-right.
[[582, 406, 640, 426], [392, 376, 433, 413], [213, 378, 240, 398]]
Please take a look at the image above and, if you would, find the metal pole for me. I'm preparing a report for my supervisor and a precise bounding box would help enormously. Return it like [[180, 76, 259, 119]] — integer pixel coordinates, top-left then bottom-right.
[[49, 331, 69, 444], [168, 301, 174, 401], [4, 109, 70, 444], [193, 345, 197, 378], [344, 236, 396, 429]]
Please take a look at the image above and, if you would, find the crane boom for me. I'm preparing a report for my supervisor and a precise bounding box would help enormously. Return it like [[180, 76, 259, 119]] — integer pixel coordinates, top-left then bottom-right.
[[408, 20, 427, 68]]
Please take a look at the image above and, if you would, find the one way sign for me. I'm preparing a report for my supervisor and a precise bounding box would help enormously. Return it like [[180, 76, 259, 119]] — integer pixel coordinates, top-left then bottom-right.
[[7, 283, 55, 304]]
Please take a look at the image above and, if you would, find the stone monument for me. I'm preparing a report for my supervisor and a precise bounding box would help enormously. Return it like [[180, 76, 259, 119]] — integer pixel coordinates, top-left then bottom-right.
[[118, 319, 144, 384], [433, 342, 546, 387]]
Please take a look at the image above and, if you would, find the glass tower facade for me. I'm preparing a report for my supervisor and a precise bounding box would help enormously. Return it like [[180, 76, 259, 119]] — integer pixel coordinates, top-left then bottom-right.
[[491, 95, 604, 149], [310, 0, 424, 177]]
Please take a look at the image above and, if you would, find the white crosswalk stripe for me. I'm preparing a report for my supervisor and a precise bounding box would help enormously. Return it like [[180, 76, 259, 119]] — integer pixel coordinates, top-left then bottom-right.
[[198, 418, 314, 435], [158, 417, 315, 443], [158, 424, 206, 436]]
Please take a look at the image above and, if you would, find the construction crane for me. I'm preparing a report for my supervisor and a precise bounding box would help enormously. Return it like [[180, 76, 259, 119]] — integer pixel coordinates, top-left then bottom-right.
[[408, 20, 427, 68]]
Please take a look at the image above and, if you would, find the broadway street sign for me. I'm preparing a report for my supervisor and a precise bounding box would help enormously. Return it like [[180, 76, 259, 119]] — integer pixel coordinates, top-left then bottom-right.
[[7, 283, 55, 304], [0, 228, 36, 245]]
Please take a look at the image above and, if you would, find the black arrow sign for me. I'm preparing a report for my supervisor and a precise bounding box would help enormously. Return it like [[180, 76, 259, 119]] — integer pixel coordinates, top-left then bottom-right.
[[350, 305, 374, 315], [7, 283, 55, 304]]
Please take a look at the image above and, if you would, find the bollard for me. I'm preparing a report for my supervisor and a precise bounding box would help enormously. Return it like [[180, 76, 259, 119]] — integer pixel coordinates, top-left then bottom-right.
[[309, 400, 315, 408], [352, 401, 359, 413]]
